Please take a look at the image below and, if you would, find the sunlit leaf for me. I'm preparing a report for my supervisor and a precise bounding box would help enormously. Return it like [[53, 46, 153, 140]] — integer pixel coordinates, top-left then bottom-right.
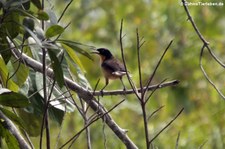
[[37, 10, 49, 20], [57, 39, 93, 60], [0, 56, 19, 92], [0, 88, 30, 108], [11, 57, 29, 87], [45, 25, 64, 38], [48, 49, 64, 88], [62, 44, 86, 73], [31, 0, 41, 9], [0, 107, 26, 129]]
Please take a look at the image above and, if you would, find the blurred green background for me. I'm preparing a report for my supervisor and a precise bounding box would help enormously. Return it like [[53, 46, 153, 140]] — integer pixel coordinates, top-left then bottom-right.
[[33, 0, 225, 148]]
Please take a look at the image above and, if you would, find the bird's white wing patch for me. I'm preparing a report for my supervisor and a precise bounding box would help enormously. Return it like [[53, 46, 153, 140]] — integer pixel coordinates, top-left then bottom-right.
[[112, 71, 132, 77], [112, 71, 126, 76]]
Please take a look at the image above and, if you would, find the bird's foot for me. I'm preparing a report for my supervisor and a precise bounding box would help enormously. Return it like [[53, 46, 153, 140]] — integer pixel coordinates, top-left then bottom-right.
[[100, 90, 104, 97], [123, 87, 126, 93]]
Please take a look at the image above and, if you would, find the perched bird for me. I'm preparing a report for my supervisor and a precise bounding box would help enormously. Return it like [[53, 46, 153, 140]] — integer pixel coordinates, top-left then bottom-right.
[[92, 48, 127, 92]]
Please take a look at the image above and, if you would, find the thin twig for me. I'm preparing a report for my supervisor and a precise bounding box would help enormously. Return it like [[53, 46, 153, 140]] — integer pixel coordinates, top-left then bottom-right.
[[136, 28, 143, 97], [175, 132, 180, 149], [181, 0, 209, 45], [143, 40, 173, 96], [147, 105, 165, 121], [149, 108, 184, 145], [102, 117, 107, 149], [145, 78, 167, 104], [57, 0, 73, 23], [199, 45, 225, 99], [119, 19, 140, 99]]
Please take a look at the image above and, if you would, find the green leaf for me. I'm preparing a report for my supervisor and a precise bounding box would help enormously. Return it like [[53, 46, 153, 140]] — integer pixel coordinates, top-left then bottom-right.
[[48, 49, 64, 88], [0, 107, 26, 129], [0, 122, 20, 149], [2, 11, 20, 39], [0, 56, 19, 92], [37, 10, 49, 20], [11, 57, 29, 87], [0, 88, 30, 108], [45, 25, 64, 38], [31, 0, 41, 9], [62, 44, 86, 73], [57, 39, 93, 60], [0, 37, 11, 63]]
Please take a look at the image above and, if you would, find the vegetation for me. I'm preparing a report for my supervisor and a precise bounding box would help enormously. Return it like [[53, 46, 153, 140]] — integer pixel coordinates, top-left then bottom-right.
[[0, 0, 225, 148]]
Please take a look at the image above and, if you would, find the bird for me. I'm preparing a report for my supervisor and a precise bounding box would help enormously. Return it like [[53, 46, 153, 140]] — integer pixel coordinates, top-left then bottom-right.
[[92, 48, 127, 93]]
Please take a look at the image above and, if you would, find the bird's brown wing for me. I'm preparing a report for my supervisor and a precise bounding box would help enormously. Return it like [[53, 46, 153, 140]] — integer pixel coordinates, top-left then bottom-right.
[[101, 58, 126, 73]]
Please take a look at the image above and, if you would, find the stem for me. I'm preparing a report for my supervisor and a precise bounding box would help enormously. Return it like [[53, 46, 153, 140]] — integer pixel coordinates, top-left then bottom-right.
[[141, 103, 150, 149], [40, 0, 50, 148]]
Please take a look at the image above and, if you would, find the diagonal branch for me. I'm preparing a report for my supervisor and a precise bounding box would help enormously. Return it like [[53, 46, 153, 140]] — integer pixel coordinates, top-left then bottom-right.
[[11, 45, 138, 149], [0, 111, 31, 149]]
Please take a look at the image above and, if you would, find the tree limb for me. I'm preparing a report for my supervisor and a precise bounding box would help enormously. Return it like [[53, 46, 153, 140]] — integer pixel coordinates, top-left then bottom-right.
[[0, 111, 31, 149], [92, 80, 179, 96]]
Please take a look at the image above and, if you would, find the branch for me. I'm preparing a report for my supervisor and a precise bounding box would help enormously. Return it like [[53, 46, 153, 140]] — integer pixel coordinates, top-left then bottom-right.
[[11, 47, 138, 149], [0, 111, 31, 149], [92, 80, 179, 96]]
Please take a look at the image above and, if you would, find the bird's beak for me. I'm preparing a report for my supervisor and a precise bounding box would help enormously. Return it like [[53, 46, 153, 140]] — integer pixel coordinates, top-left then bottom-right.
[[91, 51, 99, 54]]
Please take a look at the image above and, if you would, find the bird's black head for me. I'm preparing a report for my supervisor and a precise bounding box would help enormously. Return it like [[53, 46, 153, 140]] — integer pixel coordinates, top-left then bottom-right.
[[93, 48, 113, 59]]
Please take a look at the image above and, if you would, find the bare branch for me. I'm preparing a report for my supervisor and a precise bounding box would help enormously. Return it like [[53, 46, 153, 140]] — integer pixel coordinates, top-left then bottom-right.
[[92, 80, 179, 96], [149, 108, 184, 145], [199, 45, 225, 99]]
